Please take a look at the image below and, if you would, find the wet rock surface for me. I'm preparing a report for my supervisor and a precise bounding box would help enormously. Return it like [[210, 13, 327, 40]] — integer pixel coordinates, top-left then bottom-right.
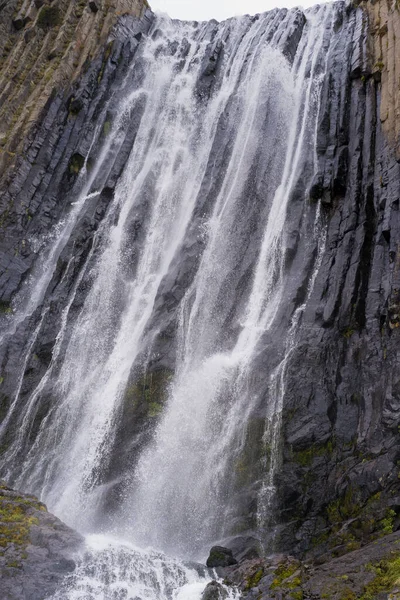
[[0, 480, 83, 600], [272, 0, 400, 556], [220, 531, 400, 598], [202, 580, 229, 600], [206, 546, 238, 568]]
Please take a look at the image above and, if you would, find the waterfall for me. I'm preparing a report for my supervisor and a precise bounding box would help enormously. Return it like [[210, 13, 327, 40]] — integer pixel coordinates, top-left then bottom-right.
[[124, 8, 332, 556], [0, 4, 341, 598]]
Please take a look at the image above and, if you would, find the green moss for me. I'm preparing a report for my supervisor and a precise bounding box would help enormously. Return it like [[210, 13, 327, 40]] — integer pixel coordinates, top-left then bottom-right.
[[103, 121, 112, 136], [0, 301, 12, 314], [270, 561, 301, 591], [339, 589, 357, 600], [293, 440, 334, 467], [0, 495, 44, 549], [6, 559, 22, 568], [312, 531, 329, 547], [244, 567, 264, 590], [233, 418, 268, 491], [37, 6, 61, 28], [379, 509, 396, 535], [69, 153, 85, 175], [290, 592, 303, 600], [148, 402, 162, 418], [343, 328, 355, 339], [327, 487, 361, 524], [124, 369, 173, 419], [359, 554, 400, 599]]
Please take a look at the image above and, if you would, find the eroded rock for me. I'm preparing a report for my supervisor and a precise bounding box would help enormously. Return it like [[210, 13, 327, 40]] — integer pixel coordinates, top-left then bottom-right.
[[0, 480, 83, 600]]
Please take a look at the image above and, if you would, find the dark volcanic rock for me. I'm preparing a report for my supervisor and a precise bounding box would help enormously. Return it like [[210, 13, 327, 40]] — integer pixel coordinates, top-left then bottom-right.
[[202, 580, 229, 600], [0, 480, 83, 600], [223, 531, 400, 598], [207, 546, 238, 568]]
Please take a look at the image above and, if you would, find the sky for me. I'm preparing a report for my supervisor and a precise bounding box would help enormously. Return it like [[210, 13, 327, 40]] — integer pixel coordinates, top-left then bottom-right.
[[150, 0, 318, 22]]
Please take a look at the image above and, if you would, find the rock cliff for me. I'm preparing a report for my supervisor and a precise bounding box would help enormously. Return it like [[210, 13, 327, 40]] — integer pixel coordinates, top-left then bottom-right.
[[273, 0, 400, 561], [363, 0, 400, 161], [0, 0, 148, 167]]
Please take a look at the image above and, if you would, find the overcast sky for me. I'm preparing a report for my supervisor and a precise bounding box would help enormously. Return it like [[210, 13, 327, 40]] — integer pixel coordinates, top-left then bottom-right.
[[150, 0, 319, 22]]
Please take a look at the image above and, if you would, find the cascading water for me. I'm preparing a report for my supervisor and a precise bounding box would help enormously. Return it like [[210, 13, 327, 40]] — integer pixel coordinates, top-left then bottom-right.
[[0, 4, 341, 598]]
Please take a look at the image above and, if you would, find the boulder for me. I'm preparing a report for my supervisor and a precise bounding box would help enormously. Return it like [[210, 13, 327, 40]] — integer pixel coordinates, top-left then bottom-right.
[[0, 481, 83, 600], [201, 580, 228, 600], [206, 546, 238, 568]]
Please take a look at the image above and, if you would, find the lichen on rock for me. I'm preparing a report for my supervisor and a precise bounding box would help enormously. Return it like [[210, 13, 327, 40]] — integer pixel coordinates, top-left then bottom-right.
[[0, 480, 83, 600]]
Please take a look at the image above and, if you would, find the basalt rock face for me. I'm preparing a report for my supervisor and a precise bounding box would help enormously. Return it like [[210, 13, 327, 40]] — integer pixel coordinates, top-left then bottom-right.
[[0, 481, 83, 600], [0, 0, 399, 577], [0, 2, 154, 463], [272, 0, 400, 560], [0, 0, 148, 162], [0, 0, 152, 309]]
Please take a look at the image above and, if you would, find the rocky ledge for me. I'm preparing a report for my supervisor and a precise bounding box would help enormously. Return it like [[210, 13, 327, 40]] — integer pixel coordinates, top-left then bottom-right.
[[206, 535, 400, 599], [0, 480, 83, 600]]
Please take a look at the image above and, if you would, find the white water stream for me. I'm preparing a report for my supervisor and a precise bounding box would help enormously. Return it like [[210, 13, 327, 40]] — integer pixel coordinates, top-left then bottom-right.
[[0, 6, 337, 599]]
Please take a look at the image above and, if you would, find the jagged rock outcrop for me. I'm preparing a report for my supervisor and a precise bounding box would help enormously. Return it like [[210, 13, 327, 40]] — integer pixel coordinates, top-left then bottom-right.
[[221, 530, 400, 598], [0, 480, 83, 600], [206, 546, 238, 568]]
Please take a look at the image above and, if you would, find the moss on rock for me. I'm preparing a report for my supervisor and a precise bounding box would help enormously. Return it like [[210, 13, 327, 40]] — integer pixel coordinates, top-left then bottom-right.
[[69, 152, 85, 174], [359, 553, 400, 599], [0, 484, 46, 550], [124, 368, 173, 420], [37, 5, 61, 28]]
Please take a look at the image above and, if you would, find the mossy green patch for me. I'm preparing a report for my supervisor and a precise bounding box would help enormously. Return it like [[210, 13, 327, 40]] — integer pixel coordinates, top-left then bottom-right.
[[0, 301, 12, 314], [327, 487, 361, 524], [270, 561, 301, 591], [233, 417, 267, 490], [379, 509, 396, 535], [0, 495, 44, 549], [342, 328, 355, 339], [359, 553, 400, 599], [339, 589, 357, 600], [244, 567, 264, 590], [124, 369, 173, 419], [148, 402, 163, 418], [103, 120, 112, 136], [37, 5, 61, 28], [293, 439, 334, 467], [69, 153, 85, 175]]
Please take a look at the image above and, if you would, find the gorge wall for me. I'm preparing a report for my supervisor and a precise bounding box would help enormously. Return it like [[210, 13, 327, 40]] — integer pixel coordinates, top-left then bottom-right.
[[0, 0, 400, 595], [276, 0, 400, 561]]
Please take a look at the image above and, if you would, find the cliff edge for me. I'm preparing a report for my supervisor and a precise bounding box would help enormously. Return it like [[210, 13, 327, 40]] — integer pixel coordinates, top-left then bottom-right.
[[0, 0, 149, 174]]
